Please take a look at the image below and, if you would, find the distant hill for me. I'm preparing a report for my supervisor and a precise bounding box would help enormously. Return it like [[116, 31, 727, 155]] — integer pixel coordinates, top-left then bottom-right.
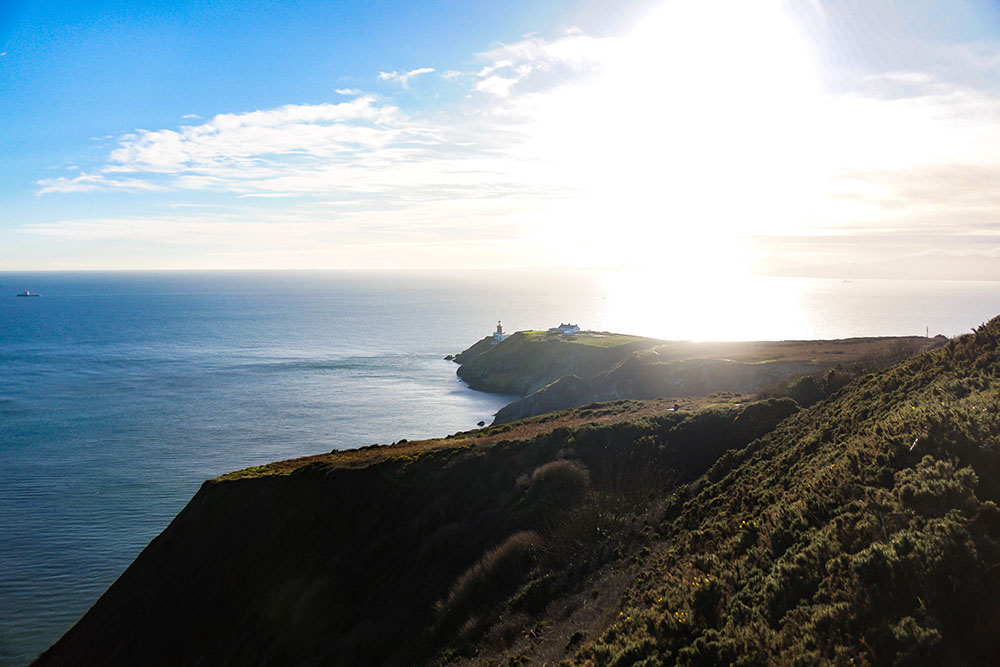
[[456, 330, 945, 423], [36, 320, 1000, 665]]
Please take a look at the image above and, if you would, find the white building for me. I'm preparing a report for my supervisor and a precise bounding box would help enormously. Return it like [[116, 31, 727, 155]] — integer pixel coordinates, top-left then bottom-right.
[[492, 320, 508, 344], [549, 323, 581, 335]]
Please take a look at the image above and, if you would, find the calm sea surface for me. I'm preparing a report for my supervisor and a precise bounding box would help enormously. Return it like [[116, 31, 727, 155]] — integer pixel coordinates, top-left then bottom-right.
[[2, 270, 999, 665]]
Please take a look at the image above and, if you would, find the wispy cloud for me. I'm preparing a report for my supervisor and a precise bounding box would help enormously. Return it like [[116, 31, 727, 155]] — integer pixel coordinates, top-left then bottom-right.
[[378, 67, 435, 87], [28, 1, 1000, 275], [36, 172, 167, 194]]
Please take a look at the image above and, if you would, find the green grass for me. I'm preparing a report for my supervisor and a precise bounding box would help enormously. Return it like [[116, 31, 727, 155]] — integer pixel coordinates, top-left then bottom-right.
[[518, 329, 652, 348], [571, 320, 1000, 664]]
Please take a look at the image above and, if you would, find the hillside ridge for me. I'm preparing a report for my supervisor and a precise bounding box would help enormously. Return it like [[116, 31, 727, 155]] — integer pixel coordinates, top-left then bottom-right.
[[457, 330, 945, 423], [37, 319, 1000, 665]]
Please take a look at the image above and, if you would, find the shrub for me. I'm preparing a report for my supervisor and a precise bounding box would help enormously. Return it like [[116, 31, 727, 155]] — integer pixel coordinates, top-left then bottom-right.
[[437, 531, 544, 630], [526, 459, 591, 506], [786, 375, 826, 408]]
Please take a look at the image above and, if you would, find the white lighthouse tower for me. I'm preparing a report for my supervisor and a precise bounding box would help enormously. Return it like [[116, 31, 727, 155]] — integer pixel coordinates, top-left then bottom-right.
[[492, 320, 507, 344]]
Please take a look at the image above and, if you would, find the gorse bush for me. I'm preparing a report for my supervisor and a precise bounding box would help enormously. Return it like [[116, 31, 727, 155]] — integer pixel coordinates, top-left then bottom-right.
[[529, 458, 591, 494], [577, 319, 1000, 665]]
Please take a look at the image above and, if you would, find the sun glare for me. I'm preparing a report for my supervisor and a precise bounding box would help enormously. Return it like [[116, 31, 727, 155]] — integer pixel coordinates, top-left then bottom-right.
[[600, 269, 814, 341], [529, 0, 825, 284]]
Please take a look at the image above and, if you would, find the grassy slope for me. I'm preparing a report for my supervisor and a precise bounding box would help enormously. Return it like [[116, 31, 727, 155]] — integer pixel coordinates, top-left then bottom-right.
[[519, 330, 650, 349], [490, 337, 943, 426], [37, 322, 998, 666], [456, 331, 658, 395], [216, 394, 746, 481], [35, 395, 793, 666], [458, 331, 942, 425], [568, 321, 1000, 665]]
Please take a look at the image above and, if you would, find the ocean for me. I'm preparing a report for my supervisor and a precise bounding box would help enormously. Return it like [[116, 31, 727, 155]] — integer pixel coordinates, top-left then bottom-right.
[[2, 270, 999, 665]]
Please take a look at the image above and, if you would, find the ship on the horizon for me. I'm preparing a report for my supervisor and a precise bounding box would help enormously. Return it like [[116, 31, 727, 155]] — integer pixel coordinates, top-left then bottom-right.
[[16, 290, 40, 297]]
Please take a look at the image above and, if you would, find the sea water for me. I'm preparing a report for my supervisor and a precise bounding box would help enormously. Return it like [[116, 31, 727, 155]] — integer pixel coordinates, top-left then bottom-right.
[[2, 270, 999, 665]]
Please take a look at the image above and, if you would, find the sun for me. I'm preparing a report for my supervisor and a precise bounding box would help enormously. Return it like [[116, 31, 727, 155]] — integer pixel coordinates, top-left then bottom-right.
[[529, 0, 827, 283]]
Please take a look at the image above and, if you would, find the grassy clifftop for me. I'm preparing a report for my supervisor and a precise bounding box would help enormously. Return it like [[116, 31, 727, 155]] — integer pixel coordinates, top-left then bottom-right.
[[456, 330, 658, 396], [38, 319, 1000, 665], [457, 330, 943, 424]]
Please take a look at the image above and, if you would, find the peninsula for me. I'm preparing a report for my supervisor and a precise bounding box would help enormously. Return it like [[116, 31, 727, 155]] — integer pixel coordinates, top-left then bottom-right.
[[454, 328, 946, 423], [36, 320, 1000, 665]]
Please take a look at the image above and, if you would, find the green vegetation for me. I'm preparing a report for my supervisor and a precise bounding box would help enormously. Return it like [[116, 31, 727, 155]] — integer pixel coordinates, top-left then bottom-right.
[[456, 330, 659, 396], [39, 319, 1000, 666], [519, 330, 652, 348], [573, 320, 1000, 665], [456, 329, 942, 424], [38, 394, 797, 665]]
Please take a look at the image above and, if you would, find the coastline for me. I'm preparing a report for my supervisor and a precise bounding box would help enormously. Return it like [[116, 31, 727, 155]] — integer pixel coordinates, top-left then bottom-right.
[[36, 317, 1000, 664]]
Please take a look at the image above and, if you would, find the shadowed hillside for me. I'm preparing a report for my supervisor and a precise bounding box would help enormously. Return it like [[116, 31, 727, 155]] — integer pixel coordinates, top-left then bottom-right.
[[35, 395, 795, 666], [37, 318, 1000, 665]]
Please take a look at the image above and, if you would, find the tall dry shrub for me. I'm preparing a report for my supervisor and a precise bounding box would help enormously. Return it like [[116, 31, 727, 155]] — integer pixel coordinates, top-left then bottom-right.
[[436, 531, 544, 631]]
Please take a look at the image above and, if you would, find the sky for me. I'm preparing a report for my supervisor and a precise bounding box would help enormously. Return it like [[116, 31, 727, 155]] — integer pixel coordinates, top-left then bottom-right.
[[3, 0, 1000, 278]]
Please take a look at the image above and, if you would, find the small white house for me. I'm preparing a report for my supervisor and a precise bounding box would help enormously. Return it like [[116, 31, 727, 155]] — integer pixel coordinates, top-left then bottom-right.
[[549, 323, 581, 335], [492, 320, 508, 344]]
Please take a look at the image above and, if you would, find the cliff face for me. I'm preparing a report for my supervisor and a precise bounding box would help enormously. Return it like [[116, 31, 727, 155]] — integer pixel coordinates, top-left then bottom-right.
[[35, 398, 795, 667], [455, 331, 658, 396]]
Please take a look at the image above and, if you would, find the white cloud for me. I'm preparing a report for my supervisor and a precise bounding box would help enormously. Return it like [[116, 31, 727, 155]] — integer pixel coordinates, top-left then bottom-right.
[[36, 172, 166, 194], [16, 198, 536, 269], [377, 67, 435, 87], [95, 97, 420, 180], [29, 1, 1000, 276], [474, 75, 518, 97], [335, 88, 362, 95]]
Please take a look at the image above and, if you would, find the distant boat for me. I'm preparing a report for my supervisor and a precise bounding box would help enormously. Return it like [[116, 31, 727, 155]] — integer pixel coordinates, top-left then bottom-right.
[[16, 290, 40, 297]]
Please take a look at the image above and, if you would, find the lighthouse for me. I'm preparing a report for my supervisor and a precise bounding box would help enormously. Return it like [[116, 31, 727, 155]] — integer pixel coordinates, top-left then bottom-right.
[[493, 320, 507, 344]]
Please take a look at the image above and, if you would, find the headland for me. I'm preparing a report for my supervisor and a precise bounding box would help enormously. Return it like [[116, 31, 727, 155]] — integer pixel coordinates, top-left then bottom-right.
[[36, 320, 1000, 666], [454, 328, 946, 423]]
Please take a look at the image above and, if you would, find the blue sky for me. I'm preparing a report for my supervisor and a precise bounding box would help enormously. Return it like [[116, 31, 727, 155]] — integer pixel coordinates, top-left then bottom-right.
[[2, 1, 576, 189], [4, 0, 1000, 277]]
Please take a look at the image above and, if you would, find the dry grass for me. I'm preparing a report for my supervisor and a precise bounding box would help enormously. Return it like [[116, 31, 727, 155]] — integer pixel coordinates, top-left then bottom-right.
[[217, 335, 940, 482], [436, 531, 545, 632], [215, 396, 745, 482], [644, 335, 942, 365]]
